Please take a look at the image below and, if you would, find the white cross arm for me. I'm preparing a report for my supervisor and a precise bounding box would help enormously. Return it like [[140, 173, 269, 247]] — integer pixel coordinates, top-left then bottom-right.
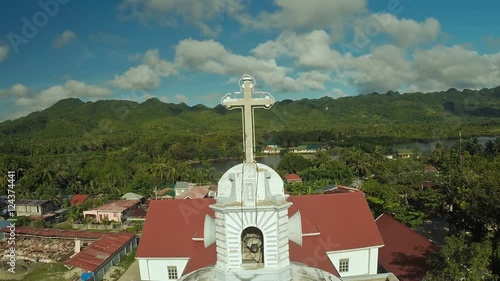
[[222, 97, 274, 109]]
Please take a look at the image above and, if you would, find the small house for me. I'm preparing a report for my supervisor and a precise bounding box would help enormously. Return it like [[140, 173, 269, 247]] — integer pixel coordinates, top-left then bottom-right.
[[83, 200, 140, 223], [285, 173, 302, 184], [15, 199, 56, 217], [70, 195, 89, 206], [292, 144, 322, 153], [396, 149, 413, 158], [173, 182, 196, 196]]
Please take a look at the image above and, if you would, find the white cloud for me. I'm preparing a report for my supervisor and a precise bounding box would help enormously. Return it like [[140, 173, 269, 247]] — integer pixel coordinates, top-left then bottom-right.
[[338, 44, 415, 93], [242, 0, 366, 33], [0, 45, 9, 63], [174, 94, 188, 103], [252, 30, 344, 69], [358, 13, 440, 47], [0, 83, 29, 97], [110, 49, 177, 90], [110, 64, 160, 90], [142, 49, 178, 77], [15, 80, 112, 112], [53, 30, 77, 48], [327, 88, 348, 99], [332, 44, 500, 94], [175, 38, 325, 92], [118, 0, 243, 37], [409, 45, 500, 92], [297, 71, 330, 90]]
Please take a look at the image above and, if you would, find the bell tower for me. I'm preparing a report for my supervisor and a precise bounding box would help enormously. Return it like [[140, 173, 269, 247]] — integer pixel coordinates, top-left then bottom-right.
[[203, 75, 303, 281]]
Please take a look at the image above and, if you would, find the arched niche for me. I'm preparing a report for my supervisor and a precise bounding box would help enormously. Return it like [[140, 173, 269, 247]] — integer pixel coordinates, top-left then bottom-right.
[[241, 226, 264, 265]]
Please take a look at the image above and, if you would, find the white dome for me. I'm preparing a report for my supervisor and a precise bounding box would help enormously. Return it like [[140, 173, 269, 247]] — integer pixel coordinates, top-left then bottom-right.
[[216, 162, 285, 205]]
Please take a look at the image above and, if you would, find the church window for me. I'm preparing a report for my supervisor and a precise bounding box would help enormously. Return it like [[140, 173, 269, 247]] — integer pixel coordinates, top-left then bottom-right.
[[339, 258, 349, 272], [167, 266, 178, 279]]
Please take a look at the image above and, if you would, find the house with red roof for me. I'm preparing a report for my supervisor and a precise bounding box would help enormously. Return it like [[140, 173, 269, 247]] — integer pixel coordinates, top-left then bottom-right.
[[285, 173, 302, 183], [70, 194, 89, 205], [136, 192, 396, 280], [375, 214, 437, 281]]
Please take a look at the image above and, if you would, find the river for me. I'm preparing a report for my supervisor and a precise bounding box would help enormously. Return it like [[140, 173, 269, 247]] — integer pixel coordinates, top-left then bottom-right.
[[198, 136, 499, 173], [391, 136, 499, 151]]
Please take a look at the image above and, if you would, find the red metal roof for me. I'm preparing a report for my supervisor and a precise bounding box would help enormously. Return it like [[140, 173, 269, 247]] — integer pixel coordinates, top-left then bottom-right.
[[288, 192, 384, 252], [137, 192, 383, 276], [376, 214, 437, 281], [71, 194, 89, 205], [0, 227, 135, 273], [285, 173, 302, 181], [64, 232, 135, 272]]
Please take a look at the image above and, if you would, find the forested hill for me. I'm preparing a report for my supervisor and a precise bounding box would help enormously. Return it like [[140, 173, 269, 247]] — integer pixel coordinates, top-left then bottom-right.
[[1, 86, 500, 159]]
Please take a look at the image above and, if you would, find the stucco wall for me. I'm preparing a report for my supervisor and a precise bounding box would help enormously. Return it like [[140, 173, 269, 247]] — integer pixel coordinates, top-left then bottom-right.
[[138, 258, 189, 281], [327, 247, 379, 277]]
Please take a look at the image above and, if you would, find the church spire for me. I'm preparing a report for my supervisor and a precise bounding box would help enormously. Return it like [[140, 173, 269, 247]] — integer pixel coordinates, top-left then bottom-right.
[[221, 74, 274, 163]]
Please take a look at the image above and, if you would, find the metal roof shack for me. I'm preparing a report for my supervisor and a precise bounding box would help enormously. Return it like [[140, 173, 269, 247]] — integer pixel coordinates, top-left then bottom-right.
[[64, 232, 136, 272], [16, 199, 51, 206]]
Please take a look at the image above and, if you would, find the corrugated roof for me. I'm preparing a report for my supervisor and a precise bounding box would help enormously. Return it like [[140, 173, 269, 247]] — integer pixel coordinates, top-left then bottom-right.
[[285, 173, 302, 181], [376, 214, 437, 281], [174, 181, 195, 189], [175, 187, 209, 199], [89, 200, 140, 212], [129, 208, 147, 219], [15, 199, 51, 206], [136, 192, 383, 277], [0, 226, 104, 239], [64, 232, 135, 272], [0, 227, 135, 273], [121, 193, 144, 200], [71, 195, 89, 205]]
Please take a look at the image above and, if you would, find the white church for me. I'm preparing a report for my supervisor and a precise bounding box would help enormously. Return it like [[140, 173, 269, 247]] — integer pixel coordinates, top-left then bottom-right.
[[136, 75, 399, 281]]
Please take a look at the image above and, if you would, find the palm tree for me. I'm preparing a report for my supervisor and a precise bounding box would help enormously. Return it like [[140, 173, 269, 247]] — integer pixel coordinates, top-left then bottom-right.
[[313, 151, 331, 168], [151, 157, 169, 180], [39, 166, 55, 183], [166, 166, 179, 184], [346, 148, 371, 178], [433, 142, 445, 165]]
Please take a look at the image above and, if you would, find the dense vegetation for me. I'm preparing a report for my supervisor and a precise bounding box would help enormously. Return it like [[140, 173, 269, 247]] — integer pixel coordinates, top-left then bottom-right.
[[1, 86, 500, 278], [283, 139, 500, 280]]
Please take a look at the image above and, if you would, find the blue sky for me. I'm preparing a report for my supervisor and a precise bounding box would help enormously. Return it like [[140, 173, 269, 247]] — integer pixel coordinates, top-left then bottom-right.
[[0, 0, 499, 121]]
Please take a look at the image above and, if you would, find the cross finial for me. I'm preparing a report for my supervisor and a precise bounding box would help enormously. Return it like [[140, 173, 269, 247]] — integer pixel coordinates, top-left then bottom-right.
[[221, 75, 275, 163]]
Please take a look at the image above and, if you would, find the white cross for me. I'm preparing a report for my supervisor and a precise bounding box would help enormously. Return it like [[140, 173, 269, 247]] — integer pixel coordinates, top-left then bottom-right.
[[221, 74, 275, 163]]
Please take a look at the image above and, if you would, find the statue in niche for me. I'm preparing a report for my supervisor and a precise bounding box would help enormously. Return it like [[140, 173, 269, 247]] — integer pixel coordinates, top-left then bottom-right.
[[242, 233, 263, 263]]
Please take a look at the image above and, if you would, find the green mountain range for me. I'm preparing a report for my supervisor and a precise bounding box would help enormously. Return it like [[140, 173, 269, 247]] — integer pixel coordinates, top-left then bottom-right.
[[1, 86, 500, 160]]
